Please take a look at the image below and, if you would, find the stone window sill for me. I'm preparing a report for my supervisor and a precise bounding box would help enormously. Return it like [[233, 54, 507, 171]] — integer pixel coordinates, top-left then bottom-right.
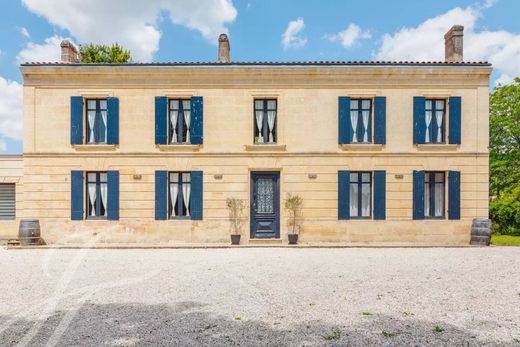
[[157, 144, 201, 151], [244, 144, 287, 151], [72, 144, 117, 151], [339, 144, 384, 151], [416, 144, 459, 151]]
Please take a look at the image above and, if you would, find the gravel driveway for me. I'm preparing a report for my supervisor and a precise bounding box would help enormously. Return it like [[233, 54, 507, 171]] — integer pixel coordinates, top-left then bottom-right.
[[0, 247, 519, 346]]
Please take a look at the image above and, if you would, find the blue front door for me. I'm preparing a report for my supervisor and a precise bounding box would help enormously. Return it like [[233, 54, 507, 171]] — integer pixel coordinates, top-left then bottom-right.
[[251, 172, 280, 239]]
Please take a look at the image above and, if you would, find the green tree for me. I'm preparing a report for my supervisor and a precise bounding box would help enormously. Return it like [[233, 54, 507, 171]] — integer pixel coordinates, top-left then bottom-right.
[[79, 43, 131, 63], [489, 77, 520, 234]]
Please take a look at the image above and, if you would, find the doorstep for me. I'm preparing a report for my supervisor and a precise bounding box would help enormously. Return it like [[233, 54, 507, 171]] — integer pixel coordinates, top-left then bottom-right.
[[247, 238, 284, 245]]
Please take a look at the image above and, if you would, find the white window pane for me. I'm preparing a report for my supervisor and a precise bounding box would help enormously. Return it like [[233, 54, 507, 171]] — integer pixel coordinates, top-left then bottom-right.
[[425, 100, 432, 109], [349, 184, 358, 216], [350, 100, 359, 109], [182, 100, 190, 110], [170, 100, 179, 109], [435, 183, 444, 217], [424, 182, 430, 217], [361, 183, 370, 216], [87, 100, 96, 109], [99, 100, 107, 109], [170, 173, 179, 183], [255, 100, 263, 109], [362, 173, 370, 182], [350, 173, 358, 182], [100, 173, 107, 181], [435, 172, 444, 182], [87, 173, 96, 181], [435, 100, 444, 109], [182, 173, 190, 182], [361, 100, 371, 109], [267, 100, 276, 109]]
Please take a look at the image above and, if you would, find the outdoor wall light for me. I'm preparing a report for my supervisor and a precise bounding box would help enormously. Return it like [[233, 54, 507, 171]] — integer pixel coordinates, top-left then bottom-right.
[[308, 173, 317, 179], [133, 174, 142, 180]]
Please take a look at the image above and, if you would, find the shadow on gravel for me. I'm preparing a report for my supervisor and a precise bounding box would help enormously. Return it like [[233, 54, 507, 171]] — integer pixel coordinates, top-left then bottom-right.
[[0, 301, 512, 346]]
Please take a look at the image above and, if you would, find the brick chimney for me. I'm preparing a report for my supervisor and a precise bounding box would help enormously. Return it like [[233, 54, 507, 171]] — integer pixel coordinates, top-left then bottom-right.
[[444, 25, 464, 62], [60, 40, 79, 63], [218, 34, 230, 63]]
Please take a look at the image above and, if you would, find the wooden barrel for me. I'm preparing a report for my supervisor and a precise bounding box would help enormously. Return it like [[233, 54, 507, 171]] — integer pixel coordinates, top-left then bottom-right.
[[19, 219, 41, 245], [470, 218, 491, 246]]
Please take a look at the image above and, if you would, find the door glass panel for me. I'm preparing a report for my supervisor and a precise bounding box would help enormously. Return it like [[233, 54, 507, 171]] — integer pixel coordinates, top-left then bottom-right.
[[256, 178, 274, 214]]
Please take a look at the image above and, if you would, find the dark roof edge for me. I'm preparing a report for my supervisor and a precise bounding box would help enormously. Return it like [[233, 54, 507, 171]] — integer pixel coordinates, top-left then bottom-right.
[[20, 61, 491, 67]]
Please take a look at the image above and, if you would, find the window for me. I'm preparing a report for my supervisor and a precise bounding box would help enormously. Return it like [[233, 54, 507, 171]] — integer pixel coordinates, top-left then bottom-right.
[[424, 172, 445, 218], [169, 99, 191, 144], [86, 172, 107, 219], [254, 99, 277, 144], [350, 99, 372, 143], [425, 99, 445, 144], [349, 172, 371, 218], [0, 183, 15, 220], [86, 99, 107, 144], [169, 172, 191, 218]]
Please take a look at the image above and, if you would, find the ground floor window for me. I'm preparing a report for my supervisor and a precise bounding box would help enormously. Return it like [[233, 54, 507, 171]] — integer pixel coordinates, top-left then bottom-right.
[[349, 172, 371, 218], [424, 171, 445, 218], [0, 183, 15, 220], [86, 172, 107, 219], [169, 172, 191, 218]]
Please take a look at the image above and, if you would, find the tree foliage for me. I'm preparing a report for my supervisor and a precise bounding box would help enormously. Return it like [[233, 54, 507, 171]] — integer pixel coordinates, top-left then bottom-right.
[[489, 77, 520, 234], [79, 43, 131, 63]]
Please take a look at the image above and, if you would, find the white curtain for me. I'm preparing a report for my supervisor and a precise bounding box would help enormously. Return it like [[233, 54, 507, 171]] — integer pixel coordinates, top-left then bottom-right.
[[101, 110, 107, 143], [255, 111, 264, 143], [435, 109, 443, 143], [182, 181, 191, 217], [362, 110, 369, 143], [267, 110, 276, 143], [350, 111, 358, 143], [349, 183, 358, 216], [425, 110, 432, 143], [88, 184, 97, 216], [424, 182, 430, 217], [183, 100, 191, 143], [361, 184, 370, 216], [170, 110, 178, 143], [88, 111, 96, 143], [170, 184, 178, 217], [100, 183, 107, 216], [435, 182, 444, 217]]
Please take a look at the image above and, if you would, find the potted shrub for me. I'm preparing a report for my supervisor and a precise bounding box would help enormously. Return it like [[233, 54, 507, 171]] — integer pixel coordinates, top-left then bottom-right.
[[226, 197, 246, 245], [284, 193, 303, 244]]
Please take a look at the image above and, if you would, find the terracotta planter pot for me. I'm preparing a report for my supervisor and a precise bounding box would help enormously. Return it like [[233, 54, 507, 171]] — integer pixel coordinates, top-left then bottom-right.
[[288, 234, 298, 245], [230, 234, 241, 245]]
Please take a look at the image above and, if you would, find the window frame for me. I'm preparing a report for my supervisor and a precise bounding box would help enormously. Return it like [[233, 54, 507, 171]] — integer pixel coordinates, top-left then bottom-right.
[[349, 98, 373, 144], [85, 171, 108, 220], [253, 99, 277, 144], [168, 98, 191, 144], [168, 171, 192, 219], [85, 98, 108, 144], [349, 171, 372, 219], [0, 183, 16, 220], [425, 99, 446, 144], [424, 171, 445, 219]]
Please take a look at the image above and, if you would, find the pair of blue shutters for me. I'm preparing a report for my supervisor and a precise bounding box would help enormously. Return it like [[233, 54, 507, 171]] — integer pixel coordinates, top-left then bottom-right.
[[412, 170, 460, 220], [339, 96, 386, 144], [71, 170, 119, 220], [155, 96, 203, 145], [413, 96, 461, 144], [338, 170, 386, 220], [70, 97, 119, 145], [154, 171, 203, 220]]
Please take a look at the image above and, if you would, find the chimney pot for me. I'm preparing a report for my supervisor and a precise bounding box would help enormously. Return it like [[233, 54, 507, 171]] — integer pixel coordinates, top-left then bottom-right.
[[218, 33, 230, 63], [60, 40, 79, 63], [444, 25, 464, 62]]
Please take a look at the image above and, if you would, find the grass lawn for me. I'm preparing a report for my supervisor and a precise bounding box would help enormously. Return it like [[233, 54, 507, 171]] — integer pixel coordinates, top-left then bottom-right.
[[491, 234, 520, 246]]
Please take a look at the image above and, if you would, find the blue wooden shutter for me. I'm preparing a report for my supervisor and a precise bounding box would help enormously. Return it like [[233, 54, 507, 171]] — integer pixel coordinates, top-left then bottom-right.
[[155, 96, 167, 145], [449, 96, 461, 144], [107, 97, 119, 145], [191, 96, 203, 144], [413, 170, 425, 220], [338, 170, 350, 220], [191, 171, 203, 220], [448, 170, 461, 220], [413, 96, 426, 144], [70, 96, 83, 145], [107, 171, 119, 220], [71, 170, 84, 220], [373, 170, 386, 220], [374, 96, 386, 144], [338, 97, 351, 144], [155, 171, 167, 220]]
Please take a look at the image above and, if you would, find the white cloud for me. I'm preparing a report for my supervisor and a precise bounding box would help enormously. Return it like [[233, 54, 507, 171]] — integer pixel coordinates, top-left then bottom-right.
[[21, 0, 237, 61], [325, 24, 371, 48], [0, 77, 23, 151], [282, 18, 307, 49], [16, 35, 72, 63], [375, 4, 520, 85], [19, 27, 30, 39]]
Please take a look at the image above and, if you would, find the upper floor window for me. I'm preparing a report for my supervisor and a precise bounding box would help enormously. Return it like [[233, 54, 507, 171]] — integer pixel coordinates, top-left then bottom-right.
[[254, 99, 277, 144], [169, 172, 191, 218], [350, 99, 372, 143], [350, 172, 371, 218], [86, 172, 107, 219], [425, 99, 445, 144], [86, 99, 107, 144], [424, 171, 445, 218], [169, 99, 191, 144]]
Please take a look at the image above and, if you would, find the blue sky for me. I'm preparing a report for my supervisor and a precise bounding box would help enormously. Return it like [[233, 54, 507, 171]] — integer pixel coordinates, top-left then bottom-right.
[[0, 0, 519, 154]]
